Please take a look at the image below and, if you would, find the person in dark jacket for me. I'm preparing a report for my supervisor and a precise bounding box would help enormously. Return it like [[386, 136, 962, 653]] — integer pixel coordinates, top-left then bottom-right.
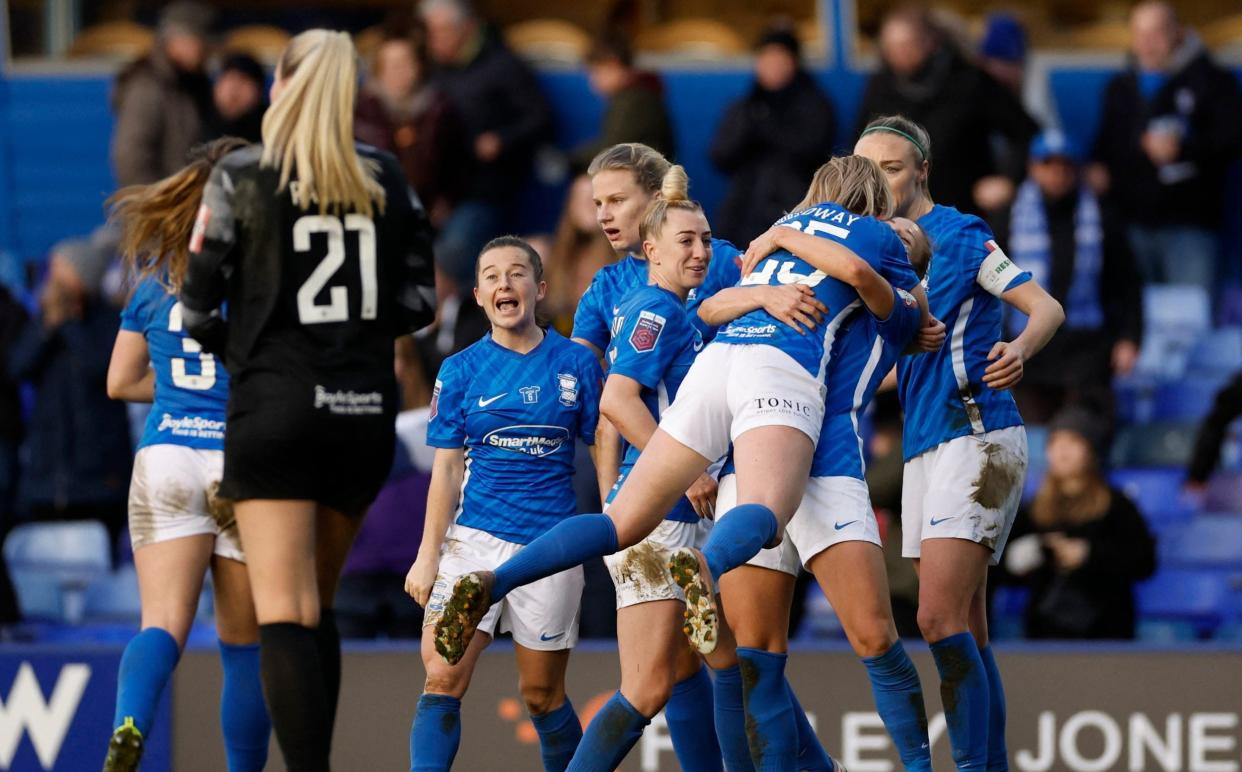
[[0, 285, 26, 629], [110, 1, 216, 186], [1089, 1, 1242, 296], [9, 239, 132, 544], [1001, 130, 1143, 425], [854, 6, 1036, 218], [570, 33, 675, 170], [210, 53, 267, 143], [419, 0, 553, 286], [709, 27, 836, 246], [1185, 372, 1242, 493], [1001, 407, 1156, 639]]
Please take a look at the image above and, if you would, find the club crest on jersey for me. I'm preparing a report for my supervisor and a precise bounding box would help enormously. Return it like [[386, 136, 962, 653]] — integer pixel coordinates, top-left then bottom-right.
[[557, 373, 579, 407], [430, 380, 442, 419], [520, 386, 541, 404], [629, 310, 666, 352]]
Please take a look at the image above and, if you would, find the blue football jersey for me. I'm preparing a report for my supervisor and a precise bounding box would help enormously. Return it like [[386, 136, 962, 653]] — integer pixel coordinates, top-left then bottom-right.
[[898, 205, 1032, 461], [715, 204, 918, 380], [427, 329, 603, 544], [605, 285, 702, 523], [571, 240, 741, 353], [120, 277, 228, 451]]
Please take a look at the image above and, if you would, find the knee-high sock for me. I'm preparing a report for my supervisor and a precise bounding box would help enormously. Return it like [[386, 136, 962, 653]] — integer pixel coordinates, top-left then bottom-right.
[[218, 641, 271, 772], [787, 684, 836, 771], [316, 608, 341, 732], [737, 647, 797, 772], [930, 633, 989, 770], [862, 641, 931, 771], [530, 698, 583, 772], [259, 623, 331, 772], [567, 691, 650, 772], [979, 645, 1008, 771], [410, 693, 462, 772], [701, 505, 778, 584], [493, 514, 618, 600], [113, 627, 181, 735], [666, 665, 723, 772], [713, 665, 756, 772]]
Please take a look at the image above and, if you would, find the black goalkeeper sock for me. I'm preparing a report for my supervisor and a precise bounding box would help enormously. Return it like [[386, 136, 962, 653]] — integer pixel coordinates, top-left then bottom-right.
[[316, 608, 342, 734], [259, 623, 331, 772]]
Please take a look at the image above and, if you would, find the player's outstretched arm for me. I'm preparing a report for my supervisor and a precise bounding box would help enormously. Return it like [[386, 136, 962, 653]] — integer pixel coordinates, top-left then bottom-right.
[[106, 330, 154, 402], [405, 447, 466, 607], [697, 284, 826, 334]]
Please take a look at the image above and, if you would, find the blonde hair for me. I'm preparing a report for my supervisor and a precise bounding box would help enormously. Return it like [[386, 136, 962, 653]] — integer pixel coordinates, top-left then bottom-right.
[[587, 142, 671, 196], [640, 166, 702, 241], [262, 29, 385, 217], [107, 137, 250, 292], [794, 155, 895, 219]]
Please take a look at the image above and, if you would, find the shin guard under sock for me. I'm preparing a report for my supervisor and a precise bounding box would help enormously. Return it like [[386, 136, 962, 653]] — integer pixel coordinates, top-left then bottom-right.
[[218, 641, 271, 772], [259, 623, 331, 772], [930, 632, 989, 770]]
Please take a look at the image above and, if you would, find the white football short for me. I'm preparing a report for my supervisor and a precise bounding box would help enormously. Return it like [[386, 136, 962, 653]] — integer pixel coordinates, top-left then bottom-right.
[[604, 518, 713, 609], [128, 444, 243, 562], [717, 473, 881, 577], [658, 342, 827, 462], [902, 426, 1028, 565], [424, 524, 583, 650]]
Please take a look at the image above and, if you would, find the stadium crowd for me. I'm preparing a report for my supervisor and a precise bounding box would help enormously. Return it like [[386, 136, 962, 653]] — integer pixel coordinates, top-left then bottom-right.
[[2, 0, 1242, 655]]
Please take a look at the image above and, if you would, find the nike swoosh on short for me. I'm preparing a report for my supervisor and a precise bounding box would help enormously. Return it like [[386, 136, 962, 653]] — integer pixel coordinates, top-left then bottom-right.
[[540, 632, 565, 641], [834, 520, 858, 531], [478, 393, 507, 407], [929, 516, 956, 526]]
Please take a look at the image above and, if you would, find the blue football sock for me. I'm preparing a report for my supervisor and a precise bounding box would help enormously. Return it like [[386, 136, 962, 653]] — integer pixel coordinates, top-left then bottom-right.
[[410, 693, 462, 772], [979, 645, 1008, 771], [568, 691, 650, 772], [530, 698, 583, 772], [113, 627, 181, 736], [862, 641, 931, 771], [702, 505, 778, 584], [666, 666, 723, 772], [713, 665, 756, 772], [930, 633, 989, 770], [218, 641, 271, 772], [737, 647, 797, 772], [787, 684, 835, 771], [493, 514, 618, 600]]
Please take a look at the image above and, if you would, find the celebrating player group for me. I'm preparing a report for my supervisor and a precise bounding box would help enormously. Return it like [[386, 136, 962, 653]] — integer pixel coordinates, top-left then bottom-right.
[[99, 27, 1064, 772]]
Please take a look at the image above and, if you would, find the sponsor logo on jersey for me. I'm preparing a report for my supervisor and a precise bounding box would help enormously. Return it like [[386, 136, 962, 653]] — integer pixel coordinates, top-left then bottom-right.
[[478, 393, 507, 408], [724, 323, 779, 338], [752, 396, 816, 417], [430, 380, 441, 419], [314, 386, 384, 415], [157, 414, 226, 440], [483, 425, 570, 457], [519, 386, 541, 404], [629, 311, 666, 352], [557, 373, 579, 407]]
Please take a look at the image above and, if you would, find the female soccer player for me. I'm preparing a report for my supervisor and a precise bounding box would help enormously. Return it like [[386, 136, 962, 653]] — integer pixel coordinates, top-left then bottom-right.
[[179, 30, 436, 771], [103, 138, 271, 772], [856, 115, 1064, 770], [403, 236, 601, 772]]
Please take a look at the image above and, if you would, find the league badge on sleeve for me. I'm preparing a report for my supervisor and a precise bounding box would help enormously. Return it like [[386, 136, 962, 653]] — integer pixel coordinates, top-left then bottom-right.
[[629, 311, 666, 353], [557, 373, 580, 407]]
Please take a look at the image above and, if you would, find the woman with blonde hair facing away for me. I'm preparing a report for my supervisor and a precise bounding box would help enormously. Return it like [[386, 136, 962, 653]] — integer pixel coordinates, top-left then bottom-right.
[[102, 138, 271, 772], [179, 30, 436, 771]]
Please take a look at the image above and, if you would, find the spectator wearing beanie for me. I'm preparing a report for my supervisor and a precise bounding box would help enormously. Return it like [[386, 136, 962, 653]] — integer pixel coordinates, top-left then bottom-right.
[[709, 26, 836, 246], [211, 53, 267, 143], [999, 407, 1156, 639]]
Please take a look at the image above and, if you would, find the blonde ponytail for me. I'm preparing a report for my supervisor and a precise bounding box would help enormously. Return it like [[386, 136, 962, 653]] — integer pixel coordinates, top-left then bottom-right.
[[640, 165, 702, 241], [261, 29, 385, 217]]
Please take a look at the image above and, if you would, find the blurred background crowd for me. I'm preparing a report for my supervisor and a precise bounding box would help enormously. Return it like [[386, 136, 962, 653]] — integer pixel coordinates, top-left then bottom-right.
[[1, 0, 1241, 647]]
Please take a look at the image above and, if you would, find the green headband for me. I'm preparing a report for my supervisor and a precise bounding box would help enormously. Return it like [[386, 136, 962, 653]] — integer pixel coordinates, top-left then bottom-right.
[[861, 126, 927, 161]]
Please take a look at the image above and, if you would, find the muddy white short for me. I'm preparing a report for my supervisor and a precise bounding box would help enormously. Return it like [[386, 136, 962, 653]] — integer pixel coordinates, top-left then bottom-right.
[[424, 524, 583, 650], [128, 444, 242, 562], [604, 518, 712, 609], [901, 426, 1028, 565], [717, 473, 881, 577], [657, 342, 827, 462]]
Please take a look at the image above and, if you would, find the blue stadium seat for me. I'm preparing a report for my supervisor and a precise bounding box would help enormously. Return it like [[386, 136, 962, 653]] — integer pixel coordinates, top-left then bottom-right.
[[1205, 472, 1242, 512], [1159, 515, 1242, 568], [1136, 569, 1239, 632], [1152, 377, 1231, 422], [83, 562, 142, 622], [1109, 467, 1195, 529], [1137, 619, 1200, 642], [1187, 328, 1242, 377], [1023, 426, 1048, 502], [1109, 422, 1198, 468], [1135, 286, 1212, 379], [3, 521, 111, 623]]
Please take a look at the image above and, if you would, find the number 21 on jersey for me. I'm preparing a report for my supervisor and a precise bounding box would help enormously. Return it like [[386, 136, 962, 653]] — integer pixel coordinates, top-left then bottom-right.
[[294, 214, 377, 325]]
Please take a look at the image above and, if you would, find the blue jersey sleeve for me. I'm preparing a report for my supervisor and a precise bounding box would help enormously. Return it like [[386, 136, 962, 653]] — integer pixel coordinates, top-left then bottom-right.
[[875, 287, 922, 349], [120, 278, 159, 333], [571, 275, 611, 353], [427, 357, 468, 448], [877, 229, 920, 292], [576, 352, 604, 445], [608, 297, 682, 390]]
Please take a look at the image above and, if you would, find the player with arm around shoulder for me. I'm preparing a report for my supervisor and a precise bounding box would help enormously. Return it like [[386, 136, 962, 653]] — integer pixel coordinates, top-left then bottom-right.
[[857, 114, 1064, 770], [404, 237, 602, 772]]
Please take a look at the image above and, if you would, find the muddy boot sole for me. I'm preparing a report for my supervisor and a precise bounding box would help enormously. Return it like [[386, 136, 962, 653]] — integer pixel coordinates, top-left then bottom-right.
[[433, 571, 492, 665], [667, 548, 719, 655], [103, 722, 143, 772]]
